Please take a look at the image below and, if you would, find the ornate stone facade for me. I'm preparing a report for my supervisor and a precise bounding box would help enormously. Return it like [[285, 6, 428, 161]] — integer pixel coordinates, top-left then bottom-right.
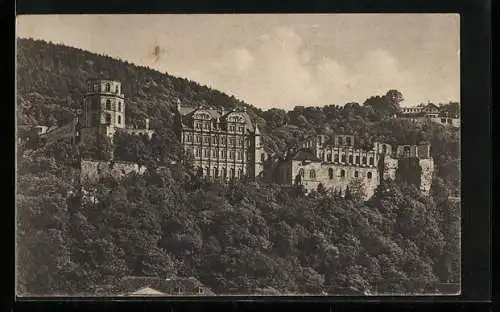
[[177, 102, 265, 181], [272, 134, 434, 199]]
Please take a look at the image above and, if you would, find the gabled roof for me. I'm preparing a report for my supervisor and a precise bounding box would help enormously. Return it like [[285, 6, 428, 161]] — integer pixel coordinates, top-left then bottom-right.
[[129, 287, 166, 296], [179, 105, 255, 131], [115, 276, 215, 296]]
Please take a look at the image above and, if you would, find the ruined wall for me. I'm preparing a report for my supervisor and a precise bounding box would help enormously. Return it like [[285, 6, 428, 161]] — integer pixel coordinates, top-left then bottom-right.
[[290, 160, 379, 199], [382, 156, 399, 181], [419, 158, 434, 195], [80, 159, 147, 184]]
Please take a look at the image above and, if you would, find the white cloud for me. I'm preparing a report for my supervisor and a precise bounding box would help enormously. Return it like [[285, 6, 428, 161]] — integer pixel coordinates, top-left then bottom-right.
[[187, 27, 426, 110]]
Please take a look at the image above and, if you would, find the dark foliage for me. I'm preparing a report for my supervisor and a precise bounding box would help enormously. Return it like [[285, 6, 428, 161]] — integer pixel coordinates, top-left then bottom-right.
[[16, 38, 460, 296]]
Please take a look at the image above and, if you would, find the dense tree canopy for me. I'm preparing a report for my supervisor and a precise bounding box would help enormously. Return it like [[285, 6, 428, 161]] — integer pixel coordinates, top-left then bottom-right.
[[16, 38, 460, 296]]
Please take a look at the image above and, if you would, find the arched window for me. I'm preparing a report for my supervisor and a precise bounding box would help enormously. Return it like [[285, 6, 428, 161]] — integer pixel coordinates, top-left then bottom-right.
[[340, 169, 346, 178], [205, 167, 210, 176], [117, 115, 122, 124], [299, 168, 305, 177], [222, 167, 227, 178], [382, 144, 387, 154], [261, 153, 266, 162], [115, 85, 119, 93], [334, 154, 339, 162], [362, 156, 367, 164], [367, 172, 372, 179], [309, 170, 316, 179], [327, 153, 332, 162], [328, 168, 334, 180], [106, 99, 111, 110], [354, 171, 359, 178], [213, 167, 218, 178], [105, 113, 112, 125], [238, 169, 243, 178], [349, 155, 353, 164], [230, 168, 235, 178], [341, 155, 346, 163], [369, 157, 374, 165], [356, 156, 360, 164], [105, 83, 111, 92]]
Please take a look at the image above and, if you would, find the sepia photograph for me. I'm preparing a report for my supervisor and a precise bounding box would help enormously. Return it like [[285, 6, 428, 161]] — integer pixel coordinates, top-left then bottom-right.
[[15, 14, 460, 297]]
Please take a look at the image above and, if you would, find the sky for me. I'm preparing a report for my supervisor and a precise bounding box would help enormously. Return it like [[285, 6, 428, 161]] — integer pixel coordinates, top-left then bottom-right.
[[16, 14, 460, 110]]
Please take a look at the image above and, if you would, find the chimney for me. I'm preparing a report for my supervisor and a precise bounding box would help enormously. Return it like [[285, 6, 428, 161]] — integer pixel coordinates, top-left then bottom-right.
[[145, 118, 150, 130]]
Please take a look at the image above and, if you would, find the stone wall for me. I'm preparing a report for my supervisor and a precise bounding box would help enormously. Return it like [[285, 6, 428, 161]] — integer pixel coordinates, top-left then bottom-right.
[[289, 160, 380, 199], [382, 156, 399, 181], [80, 159, 147, 184], [419, 158, 434, 195]]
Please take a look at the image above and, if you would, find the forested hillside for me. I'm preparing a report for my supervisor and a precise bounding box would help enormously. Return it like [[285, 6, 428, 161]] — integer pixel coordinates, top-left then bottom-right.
[[16, 38, 460, 296]]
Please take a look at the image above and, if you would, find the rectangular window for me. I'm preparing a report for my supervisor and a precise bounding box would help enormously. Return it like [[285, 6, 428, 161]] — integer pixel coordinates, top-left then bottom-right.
[[195, 135, 200, 143], [230, 138, 236, 146], [212, 149, 216, 158], [369, 157, 374, 165], [334, 154, 339, 162], [204, 149, 209, 158], [237, 151, 242, 160], [356, 156, 360, 164], [203, 136, 210, 144], [195, 148, 200, 157], [229, 151, 235, 160]]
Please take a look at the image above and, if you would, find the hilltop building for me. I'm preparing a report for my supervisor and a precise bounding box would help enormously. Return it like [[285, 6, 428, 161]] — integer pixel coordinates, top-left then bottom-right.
[[399, 102, 460, 128], [177, 102, 265, 181], [73, 78, 434, 199], [79, 79, 154, 145], [270, 134, 434, 199]]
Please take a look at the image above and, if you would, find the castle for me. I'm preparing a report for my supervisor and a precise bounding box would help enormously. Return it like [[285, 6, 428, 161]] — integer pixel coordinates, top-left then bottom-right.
[[268, 134, 434, 199], [177, 103, 265, 181], [75, 79, 434, 199], [79, 78, 154, 145]]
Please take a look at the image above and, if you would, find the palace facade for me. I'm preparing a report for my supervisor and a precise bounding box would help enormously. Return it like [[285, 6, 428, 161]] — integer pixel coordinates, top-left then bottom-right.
[[271, 134, 434, 199], [177, 102, 265, 181]]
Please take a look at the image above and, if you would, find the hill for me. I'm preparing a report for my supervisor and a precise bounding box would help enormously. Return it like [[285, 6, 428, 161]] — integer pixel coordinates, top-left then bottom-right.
[[16, 38, 460, 296]]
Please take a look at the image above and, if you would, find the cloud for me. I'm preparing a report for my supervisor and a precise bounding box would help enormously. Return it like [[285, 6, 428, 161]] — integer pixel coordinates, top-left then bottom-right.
[[187, 27, 424, 110]]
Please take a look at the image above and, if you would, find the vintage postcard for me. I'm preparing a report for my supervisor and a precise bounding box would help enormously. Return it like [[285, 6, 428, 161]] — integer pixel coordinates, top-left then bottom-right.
[[15, 14, 460, 297]]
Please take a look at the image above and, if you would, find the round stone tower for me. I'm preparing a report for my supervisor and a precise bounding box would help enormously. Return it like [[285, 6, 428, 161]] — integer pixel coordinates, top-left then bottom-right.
[[80, 78, 125, 143]]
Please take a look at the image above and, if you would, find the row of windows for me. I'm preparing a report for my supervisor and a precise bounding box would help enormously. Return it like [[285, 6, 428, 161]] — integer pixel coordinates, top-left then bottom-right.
[[298, 168, 373, 180], [196, 166, 244, 179], [323, 153, 375, 166], [89, 98, 123, 112], [87, 82, 120, 94], [103, 113, 122, 125], [194, 121, 245, 133], [185, 134, 246, 146], [192, 148, 244, 160]]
